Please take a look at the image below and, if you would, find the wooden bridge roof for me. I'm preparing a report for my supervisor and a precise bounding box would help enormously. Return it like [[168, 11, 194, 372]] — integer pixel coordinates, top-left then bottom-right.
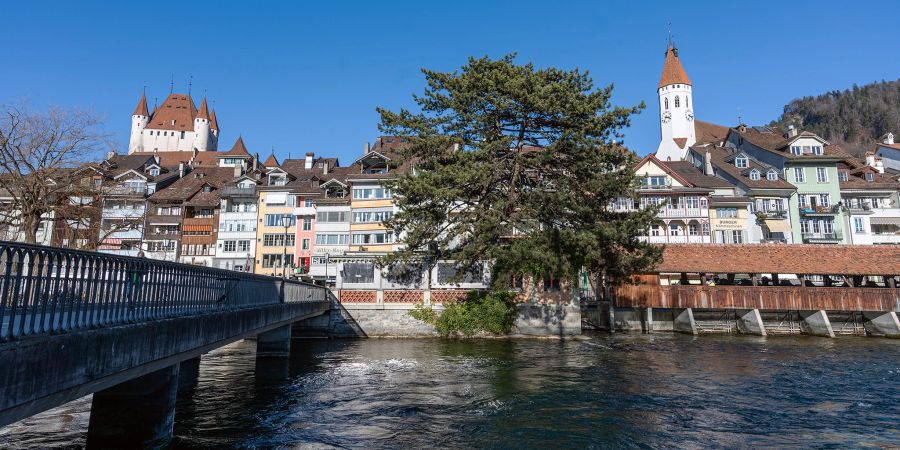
[[655, 244, 900, 276]]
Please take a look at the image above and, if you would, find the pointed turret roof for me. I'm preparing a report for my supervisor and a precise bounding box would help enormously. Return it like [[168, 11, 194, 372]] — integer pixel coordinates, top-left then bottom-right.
[[209, 109, 219, 130], [133, 93, 149, 117], [219, 136, 251, 157], [263, 152, 280, 167], [658, 44, 691, 89], [196, 97, 210, 120]]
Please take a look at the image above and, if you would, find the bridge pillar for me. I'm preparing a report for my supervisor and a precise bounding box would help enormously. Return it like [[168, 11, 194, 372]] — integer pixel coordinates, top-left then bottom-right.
[[799, 310, 835, 338], [736, 309, 767, 336], [673, 308, 697, 335], [863, 311, 900, 337], [257, 324, 292, 358], [178, 356, 201, 393], [643, 307, 654, 333], [86, 364, 179, 450]]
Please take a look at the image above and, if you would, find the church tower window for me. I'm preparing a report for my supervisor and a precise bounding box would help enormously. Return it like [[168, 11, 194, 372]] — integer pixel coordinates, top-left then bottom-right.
[[674, 96, 680, 108], [664, 98, 669, 110]]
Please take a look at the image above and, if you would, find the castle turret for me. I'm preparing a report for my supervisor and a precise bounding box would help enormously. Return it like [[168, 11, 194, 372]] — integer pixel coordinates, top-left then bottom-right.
[[193, 97, 211, 151], [655, 38, 695, 161], [209, 109, 219, 150], [128, 93, 150, 154]]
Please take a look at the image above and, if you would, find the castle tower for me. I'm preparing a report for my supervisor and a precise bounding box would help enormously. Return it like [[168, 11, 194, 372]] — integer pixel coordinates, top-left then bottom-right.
[[128, 93, 150, 154], [193, 97, 211, 152], [209, 109, 219, 150], [655, 38, 695, 161]]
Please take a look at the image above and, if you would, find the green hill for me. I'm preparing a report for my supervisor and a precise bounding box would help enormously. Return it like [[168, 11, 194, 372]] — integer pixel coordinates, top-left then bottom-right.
[[771, 79, 900, 156]]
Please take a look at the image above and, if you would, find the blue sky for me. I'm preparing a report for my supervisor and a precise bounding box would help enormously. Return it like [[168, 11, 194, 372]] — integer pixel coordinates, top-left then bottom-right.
[[3, 1, 898, 164]]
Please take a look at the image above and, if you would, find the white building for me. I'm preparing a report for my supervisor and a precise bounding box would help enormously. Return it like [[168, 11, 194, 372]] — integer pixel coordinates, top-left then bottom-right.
[[309, 178, 352, 283], [128, 92, 219, 154], [838, 156, 900, 245], [213, 174, 260, 272]]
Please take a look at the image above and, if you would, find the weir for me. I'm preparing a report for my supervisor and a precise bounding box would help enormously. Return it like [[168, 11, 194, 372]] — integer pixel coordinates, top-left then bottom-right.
[[0, 241, 330, 448]]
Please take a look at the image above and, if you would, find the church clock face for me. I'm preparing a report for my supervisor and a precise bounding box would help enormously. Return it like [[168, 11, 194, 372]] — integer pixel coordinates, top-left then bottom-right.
[[661, 111, 671, 123], [685, 110, 694, 121]]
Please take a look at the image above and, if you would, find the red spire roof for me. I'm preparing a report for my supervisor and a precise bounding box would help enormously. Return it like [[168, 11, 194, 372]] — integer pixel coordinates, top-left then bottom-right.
[[133, 93, 149, 117], [658, 46, 691, 89], [263, 152, 280, 167], [209, 109, 219, 130], [196, 97, 210, 120], [220, 136, 251, 157]]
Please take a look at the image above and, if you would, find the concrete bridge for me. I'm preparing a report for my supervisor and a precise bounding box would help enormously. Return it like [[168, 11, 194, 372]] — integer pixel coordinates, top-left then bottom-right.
[[0, 241, 331, 448]]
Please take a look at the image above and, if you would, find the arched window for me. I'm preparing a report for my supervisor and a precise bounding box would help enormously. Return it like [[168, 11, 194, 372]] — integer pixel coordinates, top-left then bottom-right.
[[685, 96, 689, 108], [664, 98, 669, 110], [674, 96, 680, 108]]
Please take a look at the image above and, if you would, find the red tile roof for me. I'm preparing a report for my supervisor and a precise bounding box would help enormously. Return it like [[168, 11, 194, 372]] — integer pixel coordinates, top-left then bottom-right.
[[219, 136, 251, 157], [263, 153, 280, 167], [196, 97, 209, 120], [658, 47, 691, 89], [148, 94, 198, 132], [695, 120, 729, 145], [655, 244, 900, 276], [209, 109, 219, 131], [133, 94, 149, 117], [131, 151, 219, 167]]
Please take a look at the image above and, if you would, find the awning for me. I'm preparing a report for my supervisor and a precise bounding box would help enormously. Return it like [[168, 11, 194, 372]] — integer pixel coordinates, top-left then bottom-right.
[[869, 217, 900, 226], [763, 219, 792, 232], [101, 238, 122, 245], [182, 225, 212, 232]]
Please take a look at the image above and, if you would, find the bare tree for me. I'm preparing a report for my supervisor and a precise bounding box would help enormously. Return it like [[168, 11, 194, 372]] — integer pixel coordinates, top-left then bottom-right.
[[0, 103, 109, 244]]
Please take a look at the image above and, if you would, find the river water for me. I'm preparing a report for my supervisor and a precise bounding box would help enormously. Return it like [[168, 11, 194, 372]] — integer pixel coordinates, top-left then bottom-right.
[[2, 334, 898, 449]]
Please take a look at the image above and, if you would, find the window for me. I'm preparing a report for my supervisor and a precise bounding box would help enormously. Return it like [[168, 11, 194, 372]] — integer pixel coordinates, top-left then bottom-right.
[[816, 167, 828, 183], [352, 210, 394, 223], [437, 262, 483, 285], [794, 167, 806, 183], [669, 223, 681, 236], [838, 171, 848, 182], [352, 187, 392, 199], [315, 234, 350, 245], [749, 170, 760, 181], [716, 208, 738, 218], [264, 214, 295, 227], [866, 172, 874, 182], [262, 233, 295, 247], [238, 240, 251, 252], [701, 222, 710, 236], [798, 194, 807, 208], [343, 263, 374, 283], [664, 97, 669, 110], [731, 230, 743, 244], [223, 241, 236, 252], [351, 232, 394, 245], [301, 238, 310, 250], [700, 197, 708, 209], [800, 219, 810, 233], [802, 146, 811, 154], [685, 96, 689, 108], [688, 223, 699, 236], [642, 176, 668, 188], [148, 168, 160, 176], [302, 217, 312, 231], [766, 170, 778, 181], [316, 211, 348, 222], [685, 196, 699, 209], [649, 224, 661, 236], [735, 156, 748, 168], [819, 194, 830, 207], [854, 217, 865, 233], [305, 198, 314, 207], [674, 96, 680, 108], [823, 220, 834, 234], [262, 254, 294, 269], [791, 146, 801, 155]]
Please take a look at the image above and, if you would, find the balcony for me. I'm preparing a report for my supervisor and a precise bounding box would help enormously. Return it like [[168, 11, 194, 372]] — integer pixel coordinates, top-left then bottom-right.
[[802, 232, 843, 243], [758, 209, 788, 219], [219, 186, 257, 197], [146, 214, 182, 225], [294, 206, 316, 216], [102, 186, 148, 197], [799, 206, 839, 216], [658, 207, 705, 218]]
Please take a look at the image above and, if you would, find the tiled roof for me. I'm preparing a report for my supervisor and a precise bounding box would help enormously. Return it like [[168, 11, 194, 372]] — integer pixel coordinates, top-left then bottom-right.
[[131, 151, 219, 168], [655, 244, 900, 276], [133, 94, 149, 117], [658, 47, 691, 89], [219, 136, 251, 157], [838, 161, 900, 190], [149, 167, 234, 202], [196, 97, 209, 120], [700, 146, 795, 190], [147, 94, 198, 132], [730, 126, 844, 160], [263, 153, 280, 167], [209, 109, 219, 131], [695, 120, 729, 145], [664, 160, 735, 189]]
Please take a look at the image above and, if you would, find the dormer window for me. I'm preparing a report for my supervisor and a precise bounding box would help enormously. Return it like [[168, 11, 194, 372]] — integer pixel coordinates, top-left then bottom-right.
[[766, 170, 778, 181], [838, 171, 849, 182], [791, 146, 801, 155], [749, 169, 760, 181], [811, 146, 822, 155], [148, 168, 160, 176], [735, 156, 748, 168], [866, 172, 874, 182], [202, 185, 211, 193]]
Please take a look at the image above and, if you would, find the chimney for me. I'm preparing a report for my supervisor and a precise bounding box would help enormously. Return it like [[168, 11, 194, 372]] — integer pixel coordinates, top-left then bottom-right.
[[885, 132, 895, 145], [305, 152, 314, 170], [865, 152, 876, 167], [323, 160, 330, 174], [106, 150, 116, 160], [704, 150, 713, 176], [178, 162, 186, 178], [738, 123, 747, 133], [154, 155, 160, 165], [786, 124, 798, 139], [234, 164, 242, 178], [364, 141, 370, 154], [253, 153, 259, 172]]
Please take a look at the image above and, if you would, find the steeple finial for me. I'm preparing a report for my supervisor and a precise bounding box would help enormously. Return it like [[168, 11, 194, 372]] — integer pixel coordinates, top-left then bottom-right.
[[667, 23, 674, 50], [170, 74, 174, 94], [188, 75, 193, 95]]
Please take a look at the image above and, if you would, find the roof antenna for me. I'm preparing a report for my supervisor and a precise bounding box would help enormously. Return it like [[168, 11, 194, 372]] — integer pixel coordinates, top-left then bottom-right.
[[188, 75, 193, 95], [737, 107, 742, 125], [143, 84, 147, 96], [170, 74, 174, 94]]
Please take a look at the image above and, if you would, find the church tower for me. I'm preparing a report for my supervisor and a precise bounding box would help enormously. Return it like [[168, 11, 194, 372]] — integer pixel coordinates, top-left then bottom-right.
[[655, 38, 695, 161], [128, 93, 150, 154]]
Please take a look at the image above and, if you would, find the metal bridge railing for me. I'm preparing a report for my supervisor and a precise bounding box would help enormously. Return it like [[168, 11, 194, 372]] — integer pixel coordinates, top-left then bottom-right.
[[0, 240, 329, 341]]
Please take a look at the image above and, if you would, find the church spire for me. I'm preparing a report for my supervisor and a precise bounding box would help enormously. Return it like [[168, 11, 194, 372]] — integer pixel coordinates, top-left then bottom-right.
[[658, 39, 691, 89], [133, 93, 149, 117]]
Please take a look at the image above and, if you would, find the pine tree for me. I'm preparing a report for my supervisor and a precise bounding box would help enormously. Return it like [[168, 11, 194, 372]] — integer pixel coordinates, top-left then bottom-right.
[[376, 54, 661, 291]]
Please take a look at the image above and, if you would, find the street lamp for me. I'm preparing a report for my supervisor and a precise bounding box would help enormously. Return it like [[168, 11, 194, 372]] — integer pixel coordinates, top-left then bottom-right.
[[280, 214, 292, 278], [324, 252, 331, 287]]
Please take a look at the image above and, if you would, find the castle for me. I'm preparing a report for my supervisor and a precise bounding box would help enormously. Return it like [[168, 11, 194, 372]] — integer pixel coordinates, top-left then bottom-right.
[[128, 93, 219, 154]]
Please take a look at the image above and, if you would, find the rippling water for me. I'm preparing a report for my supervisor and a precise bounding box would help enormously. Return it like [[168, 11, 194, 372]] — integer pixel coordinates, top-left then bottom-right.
[[2, 334, 899, 449]]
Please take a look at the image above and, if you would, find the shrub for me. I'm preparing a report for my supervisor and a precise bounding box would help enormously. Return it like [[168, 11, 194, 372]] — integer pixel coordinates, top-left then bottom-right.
[[409, 290, 518, 337]]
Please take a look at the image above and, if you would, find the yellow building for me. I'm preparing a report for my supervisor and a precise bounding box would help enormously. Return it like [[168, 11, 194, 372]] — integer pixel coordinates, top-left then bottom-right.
[[254, 168, 297, 275], [347, 150, 398, 253]]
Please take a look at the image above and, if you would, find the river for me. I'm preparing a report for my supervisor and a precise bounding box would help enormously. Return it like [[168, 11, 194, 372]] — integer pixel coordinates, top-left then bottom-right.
[[1, 334, 898, 449]]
